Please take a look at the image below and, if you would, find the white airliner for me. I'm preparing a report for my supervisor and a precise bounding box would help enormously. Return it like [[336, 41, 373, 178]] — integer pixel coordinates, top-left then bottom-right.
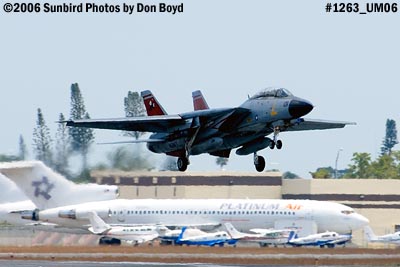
[[0, 161, 119, 226], [364, 226, 400, 244], [28, 198, 368, 239], [88, 211, 162, 245], [224, 222, 292, 246]]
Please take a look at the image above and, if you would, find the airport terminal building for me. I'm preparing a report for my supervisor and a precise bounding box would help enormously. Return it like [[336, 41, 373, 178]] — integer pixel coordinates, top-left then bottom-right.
[[91, 170, 400, 246]]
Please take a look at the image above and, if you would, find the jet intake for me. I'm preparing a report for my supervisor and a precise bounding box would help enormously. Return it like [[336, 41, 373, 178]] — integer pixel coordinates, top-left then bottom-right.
[[236, 137, 272, 155], [191, 137, 223, 155]]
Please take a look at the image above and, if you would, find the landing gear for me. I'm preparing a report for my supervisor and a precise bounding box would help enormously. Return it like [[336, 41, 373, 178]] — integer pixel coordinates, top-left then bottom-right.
[[99, 237, 121, 246], [177, 157, 189, 172], [276, 140, 283, 149], [254, 153, 266, 172], [269, 127, 283, 150]]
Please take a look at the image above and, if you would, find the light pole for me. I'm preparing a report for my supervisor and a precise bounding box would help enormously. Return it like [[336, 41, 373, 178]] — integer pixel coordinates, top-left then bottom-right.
[[335, 148, 344, 178]]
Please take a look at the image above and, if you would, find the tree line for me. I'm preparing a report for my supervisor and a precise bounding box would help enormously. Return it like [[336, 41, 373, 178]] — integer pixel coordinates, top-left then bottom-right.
[[310, 119, 399, 179]]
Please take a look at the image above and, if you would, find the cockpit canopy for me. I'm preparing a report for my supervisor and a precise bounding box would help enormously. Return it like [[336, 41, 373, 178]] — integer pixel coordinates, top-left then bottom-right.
[[250, 87, 293, 100]]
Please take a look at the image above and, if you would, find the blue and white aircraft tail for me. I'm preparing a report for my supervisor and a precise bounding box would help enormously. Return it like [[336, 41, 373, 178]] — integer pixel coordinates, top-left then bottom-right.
[[0, 161, 119, 210]]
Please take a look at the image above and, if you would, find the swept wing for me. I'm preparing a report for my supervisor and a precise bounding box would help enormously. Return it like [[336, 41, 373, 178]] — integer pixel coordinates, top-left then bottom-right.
[[283, 118, 356, 132], [65, 108, 250, 134]]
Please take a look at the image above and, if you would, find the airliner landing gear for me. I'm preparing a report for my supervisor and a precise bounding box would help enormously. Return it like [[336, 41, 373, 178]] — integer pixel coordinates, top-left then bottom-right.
[[99, 237, 121, 246], [177, 157, 189, 172], [253, 153, 265, 172]]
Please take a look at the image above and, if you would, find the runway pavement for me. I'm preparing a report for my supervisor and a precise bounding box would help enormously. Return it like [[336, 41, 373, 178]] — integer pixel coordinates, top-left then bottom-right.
[[1, 246, 400, 266]]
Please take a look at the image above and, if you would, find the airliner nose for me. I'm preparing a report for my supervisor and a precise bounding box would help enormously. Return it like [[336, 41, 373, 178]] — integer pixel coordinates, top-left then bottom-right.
[[289, 99, 314, 118]]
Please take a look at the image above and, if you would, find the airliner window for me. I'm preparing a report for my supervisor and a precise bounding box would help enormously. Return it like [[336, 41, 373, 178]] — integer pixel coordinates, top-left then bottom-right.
[[341, 210, 354, 215]]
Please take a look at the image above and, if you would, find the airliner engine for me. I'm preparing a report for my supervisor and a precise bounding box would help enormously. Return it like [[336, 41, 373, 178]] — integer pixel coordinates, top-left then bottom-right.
[[58, 208, 109, 220]]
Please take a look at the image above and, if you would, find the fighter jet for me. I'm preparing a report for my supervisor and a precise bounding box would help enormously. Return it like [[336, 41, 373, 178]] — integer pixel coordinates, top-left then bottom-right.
[[65, 87, 354, 171]]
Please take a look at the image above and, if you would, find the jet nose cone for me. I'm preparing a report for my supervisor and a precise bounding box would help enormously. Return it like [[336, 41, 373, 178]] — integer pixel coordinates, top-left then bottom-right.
[[289, 99, 314, 118]]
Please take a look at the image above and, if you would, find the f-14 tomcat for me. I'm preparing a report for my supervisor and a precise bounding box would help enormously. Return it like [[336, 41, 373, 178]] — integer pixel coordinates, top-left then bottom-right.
[[66, 87, 354, 171]]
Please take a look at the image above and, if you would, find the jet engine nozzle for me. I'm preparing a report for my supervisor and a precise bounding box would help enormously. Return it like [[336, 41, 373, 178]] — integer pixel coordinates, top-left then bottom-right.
[[21, 209, 40, 221], [59, 209, 77, 219]]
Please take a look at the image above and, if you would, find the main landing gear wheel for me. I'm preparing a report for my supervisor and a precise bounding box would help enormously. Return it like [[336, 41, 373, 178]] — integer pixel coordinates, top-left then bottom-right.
[[177, 157, 188, 172], [254, 155, 266, 172]]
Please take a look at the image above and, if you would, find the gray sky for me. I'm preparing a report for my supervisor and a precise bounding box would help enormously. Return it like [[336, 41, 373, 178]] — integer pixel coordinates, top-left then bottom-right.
[[1, 1, 399, 177]]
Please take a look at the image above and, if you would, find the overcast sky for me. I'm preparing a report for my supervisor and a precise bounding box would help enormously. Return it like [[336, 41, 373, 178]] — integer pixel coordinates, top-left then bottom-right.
[[1, 1, 399, 177]]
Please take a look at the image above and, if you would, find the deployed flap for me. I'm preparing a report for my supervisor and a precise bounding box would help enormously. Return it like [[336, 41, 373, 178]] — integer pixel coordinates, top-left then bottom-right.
[[65, 115, 185, 133], [284, 119, 356, 132]]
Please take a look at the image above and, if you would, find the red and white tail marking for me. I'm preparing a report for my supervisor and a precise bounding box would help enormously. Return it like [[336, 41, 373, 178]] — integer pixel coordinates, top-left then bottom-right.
[[140, 90, 168, 116], [192, 90, 210, 110]]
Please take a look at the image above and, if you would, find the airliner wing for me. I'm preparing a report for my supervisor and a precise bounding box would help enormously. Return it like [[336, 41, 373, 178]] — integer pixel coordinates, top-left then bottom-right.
[[284, 118, 356, 132]]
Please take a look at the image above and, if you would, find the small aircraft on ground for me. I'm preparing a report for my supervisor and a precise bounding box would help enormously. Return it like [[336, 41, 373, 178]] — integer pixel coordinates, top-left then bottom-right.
[[88, 211, 162, 245], [364, 226, 400, 245], [224, 222, 293, 247], [175, 226, 237, 246], [288, 231, 352, 248], [65, 88, 354, 171]]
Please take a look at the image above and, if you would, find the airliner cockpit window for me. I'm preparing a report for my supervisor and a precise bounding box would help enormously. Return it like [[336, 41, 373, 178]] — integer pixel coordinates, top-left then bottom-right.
[[341, 210, 355, 215]]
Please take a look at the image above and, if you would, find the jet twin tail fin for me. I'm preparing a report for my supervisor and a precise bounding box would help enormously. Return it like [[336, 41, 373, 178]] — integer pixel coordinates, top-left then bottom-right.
[[141, 90, 168, 116], [0, 161, 119, 210], [192, 90, 210, 110]]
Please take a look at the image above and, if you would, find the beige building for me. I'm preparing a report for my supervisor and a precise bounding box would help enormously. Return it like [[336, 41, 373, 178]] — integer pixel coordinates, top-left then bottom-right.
[[91, 170, 400, 246]]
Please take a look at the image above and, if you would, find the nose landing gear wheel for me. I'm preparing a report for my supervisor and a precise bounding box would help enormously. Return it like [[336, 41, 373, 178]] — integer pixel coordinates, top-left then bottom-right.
[[269, 141, 275, 149], [177, 157, 188, 172], [276, 140, 283, 149], [254, 155, 266, 172]]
